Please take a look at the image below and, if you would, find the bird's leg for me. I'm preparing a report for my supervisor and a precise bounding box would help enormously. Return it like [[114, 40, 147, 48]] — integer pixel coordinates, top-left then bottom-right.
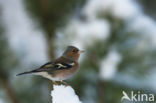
[[61, 80, 70, 87]]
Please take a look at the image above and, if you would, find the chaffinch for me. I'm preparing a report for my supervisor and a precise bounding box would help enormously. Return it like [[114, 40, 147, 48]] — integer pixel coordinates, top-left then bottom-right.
[[17, 46, 84, 85]]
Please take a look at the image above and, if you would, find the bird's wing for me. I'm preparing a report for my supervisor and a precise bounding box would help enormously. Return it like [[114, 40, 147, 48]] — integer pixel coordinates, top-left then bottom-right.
[[16, 62, 74, 76], [36, 61, 75, 72]]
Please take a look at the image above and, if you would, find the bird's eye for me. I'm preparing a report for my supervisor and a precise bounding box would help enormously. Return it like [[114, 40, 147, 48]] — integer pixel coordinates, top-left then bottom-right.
[[72, 49, 78, 53]]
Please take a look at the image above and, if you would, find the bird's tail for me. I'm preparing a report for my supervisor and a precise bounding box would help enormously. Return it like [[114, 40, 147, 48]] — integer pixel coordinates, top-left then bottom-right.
[[16, 70, 38, 76]]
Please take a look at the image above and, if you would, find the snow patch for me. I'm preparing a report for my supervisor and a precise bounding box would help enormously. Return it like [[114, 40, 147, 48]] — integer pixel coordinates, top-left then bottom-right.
[[51, 85, 82, 103], [62, 18, 110, 49], [99, 50, 122, 80], [83, 0, 140, 20]]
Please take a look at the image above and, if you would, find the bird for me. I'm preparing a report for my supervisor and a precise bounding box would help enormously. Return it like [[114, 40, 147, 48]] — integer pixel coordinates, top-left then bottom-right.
[[16, 46, 84, 85]]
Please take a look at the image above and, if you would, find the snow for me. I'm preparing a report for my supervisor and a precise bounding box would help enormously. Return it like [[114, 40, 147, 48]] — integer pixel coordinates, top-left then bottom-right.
[[111, 0, 140, 20], [129, 15, 156, 47], [99, 50, 122, 80], [63, 18, 110, 48], [56, 0, 141, 49], [51, 85, 82, 103], [0, 0, 48, 65], [83, 0, 141, 20], [80, 0, 156, 83]]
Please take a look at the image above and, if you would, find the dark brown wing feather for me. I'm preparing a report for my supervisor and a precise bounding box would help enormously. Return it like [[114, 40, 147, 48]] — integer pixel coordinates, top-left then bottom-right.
[[16, 57, 74, 76]]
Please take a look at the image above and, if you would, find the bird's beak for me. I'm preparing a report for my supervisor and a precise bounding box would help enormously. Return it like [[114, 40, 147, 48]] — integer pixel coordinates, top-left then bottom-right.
[[78, 50, 85, 54]]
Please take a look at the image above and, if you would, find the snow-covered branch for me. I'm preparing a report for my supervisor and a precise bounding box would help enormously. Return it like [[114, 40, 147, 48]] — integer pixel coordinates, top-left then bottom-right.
[[51, 85, 82, 103]]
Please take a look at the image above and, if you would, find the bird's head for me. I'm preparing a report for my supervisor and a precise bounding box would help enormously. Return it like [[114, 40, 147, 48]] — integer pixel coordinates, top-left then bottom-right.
[[63, 46, 84, 61]]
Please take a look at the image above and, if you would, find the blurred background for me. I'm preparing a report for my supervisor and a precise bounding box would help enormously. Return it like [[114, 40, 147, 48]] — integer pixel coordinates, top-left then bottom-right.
[[0, 0, 156, 103]]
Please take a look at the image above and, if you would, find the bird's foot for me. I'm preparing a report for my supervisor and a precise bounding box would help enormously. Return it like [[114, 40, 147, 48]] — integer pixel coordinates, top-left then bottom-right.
[[61, 81, 70, 87], [52, 81, 58, 85]]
